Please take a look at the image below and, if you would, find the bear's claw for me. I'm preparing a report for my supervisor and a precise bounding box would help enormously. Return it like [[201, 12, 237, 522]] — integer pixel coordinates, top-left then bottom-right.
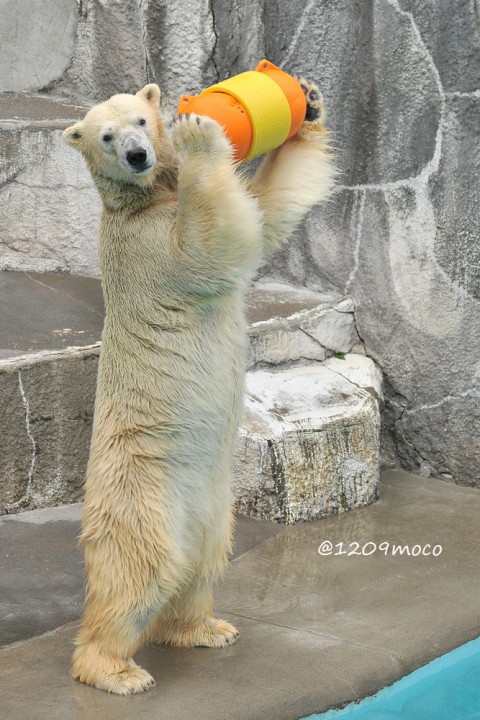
[[150, 616, 239, 648], [72, 644, 156, 696], [94, 664, 156, 695], [173, 112, 232, 159]]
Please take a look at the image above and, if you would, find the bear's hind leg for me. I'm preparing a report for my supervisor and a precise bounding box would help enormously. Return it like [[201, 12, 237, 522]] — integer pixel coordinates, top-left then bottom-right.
[[72, 600, 158, 695], [72, 641, 155, 696], [148, 576, 239, 648], [72, 526, 183, 694]]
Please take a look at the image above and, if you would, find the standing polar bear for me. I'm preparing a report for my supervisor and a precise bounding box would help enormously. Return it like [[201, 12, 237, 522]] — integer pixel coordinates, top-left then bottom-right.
[[63, 77, 334, 695]]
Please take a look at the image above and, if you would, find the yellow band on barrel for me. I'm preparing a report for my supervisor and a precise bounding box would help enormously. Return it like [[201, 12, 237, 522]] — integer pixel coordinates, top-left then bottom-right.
[[203, 71, 291, 161]]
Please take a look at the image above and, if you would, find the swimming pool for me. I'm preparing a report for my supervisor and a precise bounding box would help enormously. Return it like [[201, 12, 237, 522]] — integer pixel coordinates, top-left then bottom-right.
[[303, 636, 480, 719]]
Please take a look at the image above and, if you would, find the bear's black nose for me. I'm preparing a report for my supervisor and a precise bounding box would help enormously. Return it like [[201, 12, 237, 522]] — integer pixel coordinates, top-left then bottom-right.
[[126, 148, 148, 167]]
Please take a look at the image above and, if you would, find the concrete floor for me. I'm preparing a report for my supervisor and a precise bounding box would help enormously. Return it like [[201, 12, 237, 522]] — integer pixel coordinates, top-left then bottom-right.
[[1, 470, 479, 719]]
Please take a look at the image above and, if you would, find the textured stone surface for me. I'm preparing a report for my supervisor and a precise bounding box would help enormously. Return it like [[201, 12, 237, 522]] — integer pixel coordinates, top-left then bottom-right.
[[53, 0, 218, 111], [323, 354, 384, 402], [398, 0, 480, 93], [0, 271, 104, 360], [0, 96, 100, 276], [0, 371, 32, 508], [0, 0, 78, 93], [299, 305, 357, 354], [246, 281, 359, 369], [0, 0, 478, 485], [256, 1, 480, 487], [0, 349, 99, 514], [432, 96, 480, 301], [234, 363, 380, 523], [245, 279, 342, 323]]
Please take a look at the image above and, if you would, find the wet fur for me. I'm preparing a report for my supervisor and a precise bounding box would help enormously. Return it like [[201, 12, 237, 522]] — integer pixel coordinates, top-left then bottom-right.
[[63, 81, 335, 694]]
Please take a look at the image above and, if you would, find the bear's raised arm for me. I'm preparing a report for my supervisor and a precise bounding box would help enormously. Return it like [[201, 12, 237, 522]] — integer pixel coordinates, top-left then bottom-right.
[[247, 78, 336, 258], [170, 113, 264, 296], [170, 79, 334, 297]]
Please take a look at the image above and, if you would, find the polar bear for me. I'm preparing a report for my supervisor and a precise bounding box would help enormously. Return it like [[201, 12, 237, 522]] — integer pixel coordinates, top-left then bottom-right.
[[63, 78, 334, 695]]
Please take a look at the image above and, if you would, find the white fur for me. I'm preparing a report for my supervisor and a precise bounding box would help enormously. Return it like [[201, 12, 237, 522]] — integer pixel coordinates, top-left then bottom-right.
[[63, 82, 335, 694]]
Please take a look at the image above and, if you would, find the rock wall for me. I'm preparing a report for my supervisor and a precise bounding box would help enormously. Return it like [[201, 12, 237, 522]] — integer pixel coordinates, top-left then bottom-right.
[[1, 0, 479, 486], [255, 0, 480, 487]]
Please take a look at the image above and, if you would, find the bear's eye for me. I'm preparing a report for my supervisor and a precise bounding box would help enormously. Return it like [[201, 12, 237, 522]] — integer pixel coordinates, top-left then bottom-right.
[[138, 118, 146, 126], [102, 133, 113, 143]]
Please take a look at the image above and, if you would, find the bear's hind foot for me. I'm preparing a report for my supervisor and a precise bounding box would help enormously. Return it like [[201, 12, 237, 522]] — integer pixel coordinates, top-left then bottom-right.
[[152, 616, 239, 649], [72, 642, 155, 695]]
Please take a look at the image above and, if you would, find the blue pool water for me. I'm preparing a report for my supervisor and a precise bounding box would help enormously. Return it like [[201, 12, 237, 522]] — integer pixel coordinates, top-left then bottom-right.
[[303, 636, 480, 719]]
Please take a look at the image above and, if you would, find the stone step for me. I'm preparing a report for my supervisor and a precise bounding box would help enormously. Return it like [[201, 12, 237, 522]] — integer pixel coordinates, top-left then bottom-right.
[[234, 358, 382, 524], [247, 279, 363, 368], [0, 272, 359, 361], [0, 270, 381, 522]]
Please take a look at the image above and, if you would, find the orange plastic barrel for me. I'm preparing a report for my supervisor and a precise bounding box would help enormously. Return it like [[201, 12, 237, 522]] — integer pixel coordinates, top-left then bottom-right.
[[177, 59, 307, 162], [255, 59, 306, 140], [204, 69, 292, 161], [177, 91, 253, 161]]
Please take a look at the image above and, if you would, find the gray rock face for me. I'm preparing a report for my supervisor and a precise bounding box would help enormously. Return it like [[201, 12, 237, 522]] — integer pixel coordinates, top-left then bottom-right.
[[398, 0, 480, 93], [0, 0, 479, 487], [0, 96, 100, 276], [0, 349, 99, 513], [0, 0, 78, 93], [62, 0, 148, 104], [53, 0, 218, 113], [432, 96, 480, 300], [258, 1, 480, 486]]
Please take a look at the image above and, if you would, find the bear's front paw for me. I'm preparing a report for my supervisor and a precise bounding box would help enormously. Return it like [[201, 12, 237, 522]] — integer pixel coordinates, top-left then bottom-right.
[[296, 77, 326, 128], [173, 113, 233, 160]]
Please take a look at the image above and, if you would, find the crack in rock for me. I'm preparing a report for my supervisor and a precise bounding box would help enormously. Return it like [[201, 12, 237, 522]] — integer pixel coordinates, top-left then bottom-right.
[[17, 370, 37, 506], [402, 388, 480, 416], [321, 359, 383, 403], [279, 0, 318, 71], [345, 189, 365, 294], [208, 0, 220, 82], [331, 0, 445, 195]]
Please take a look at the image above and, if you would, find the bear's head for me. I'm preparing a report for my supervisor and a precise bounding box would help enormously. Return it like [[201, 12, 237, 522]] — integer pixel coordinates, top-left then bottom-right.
[[63, 84, 175, 189]]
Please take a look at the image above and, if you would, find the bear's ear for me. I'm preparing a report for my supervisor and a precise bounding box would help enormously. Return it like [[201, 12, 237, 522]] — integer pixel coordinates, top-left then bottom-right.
[[62, 122, 84, 148], [136, 83, 161, 107]]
